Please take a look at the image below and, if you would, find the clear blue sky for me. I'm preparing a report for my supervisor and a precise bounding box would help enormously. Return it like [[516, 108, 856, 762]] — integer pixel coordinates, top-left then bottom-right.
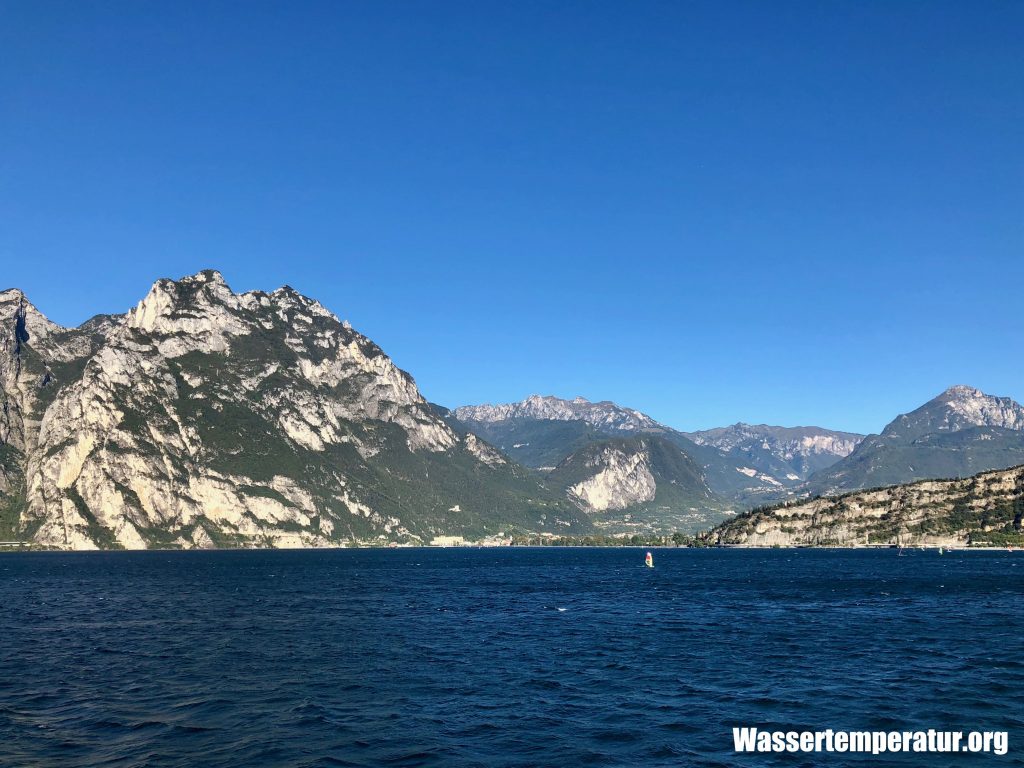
[[2, 1, 1021, 434]]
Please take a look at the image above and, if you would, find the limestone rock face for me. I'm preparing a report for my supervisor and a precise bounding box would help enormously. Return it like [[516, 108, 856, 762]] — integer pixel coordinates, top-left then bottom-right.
[[566, 444, 657, 512], [0, 272, 586, 549], [543, 435, 723, 535], [0, 289, 106, 499], [711, 464, 1024, 548]]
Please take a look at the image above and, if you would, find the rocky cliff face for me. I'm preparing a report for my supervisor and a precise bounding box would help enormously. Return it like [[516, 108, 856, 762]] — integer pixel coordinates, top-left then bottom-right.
[[0, 290, 100, 456], [563, 444, 657, 512], [546, 436, 725, 533], [711, 464, 1024, 548], [0, 289, 109, 530], [0, 272, 587, 549]]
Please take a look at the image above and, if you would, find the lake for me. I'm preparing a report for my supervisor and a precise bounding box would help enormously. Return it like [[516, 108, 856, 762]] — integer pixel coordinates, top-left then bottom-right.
[[1, 548, 1021, 766]]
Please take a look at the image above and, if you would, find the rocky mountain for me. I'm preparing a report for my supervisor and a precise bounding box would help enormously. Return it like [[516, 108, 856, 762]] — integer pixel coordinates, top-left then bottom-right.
[[449, 414, 617, 472], [684, 424, 863, 479], [452, 396, 674, 472], [546, 436, 725, 534], [12, 281, 1013, 552], [709, 463, 1024, 548], [455, 395, 663, 435], [807, 386, 1024, 495], [453, 395, 855, 505], [880, 385, 1024, 440], [0, 272, 589, 550]]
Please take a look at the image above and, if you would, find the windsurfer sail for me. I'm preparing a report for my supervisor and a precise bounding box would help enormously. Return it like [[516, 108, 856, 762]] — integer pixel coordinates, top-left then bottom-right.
[[645, 551, 654, 568]]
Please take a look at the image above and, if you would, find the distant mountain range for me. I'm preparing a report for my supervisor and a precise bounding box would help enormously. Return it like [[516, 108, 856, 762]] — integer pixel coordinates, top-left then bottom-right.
[[683, 423, 863, 478], [454, 397, 861, 481], [454, 386, 1024, 526], [455, 395, 662, 435], [2, 270, 1023, 550], [453, 399, 735, 532], [452, 397, 864, 519], [706, 386, 1024, 547]]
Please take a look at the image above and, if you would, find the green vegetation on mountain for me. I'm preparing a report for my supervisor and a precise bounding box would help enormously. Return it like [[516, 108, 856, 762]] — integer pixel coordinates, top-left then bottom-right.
[[545, 436, 728, 534], [452, 399, 864, 512], [0, 444, 25, 540], [809, 428, 1024, 494], [453, 417, 612, 470], [808, 386, 1024, 494]]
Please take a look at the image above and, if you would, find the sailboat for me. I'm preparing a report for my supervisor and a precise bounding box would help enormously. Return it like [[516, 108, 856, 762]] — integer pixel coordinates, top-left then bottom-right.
[[645, 551, 654, 568]]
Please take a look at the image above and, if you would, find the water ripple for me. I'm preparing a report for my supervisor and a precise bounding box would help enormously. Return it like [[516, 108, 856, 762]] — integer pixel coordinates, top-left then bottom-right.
[[1, 548, 1022, 766]]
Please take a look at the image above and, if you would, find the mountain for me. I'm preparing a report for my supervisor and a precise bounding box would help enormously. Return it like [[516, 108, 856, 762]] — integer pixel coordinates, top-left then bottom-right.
[[709, 463, 1024, 548], [546, 436, 724, 534], [454, 398, 730, 530], [453, 396, 855, 505], [881, 385, 1024, 440], [0, 272, 590, 550], [453, 396, 673, 471], [807, 386, 1024, 494], [683, 423, 863, 480], [455, 395, 663, 435]]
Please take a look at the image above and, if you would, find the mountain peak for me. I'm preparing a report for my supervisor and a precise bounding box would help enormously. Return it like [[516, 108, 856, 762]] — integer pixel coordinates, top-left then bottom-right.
[[150, 269, 231, 298], [0, 286, 66, 347], [942, 385, 983, 397], [938, 384, 985, 400], [125, 271, 339, 349], [0, 287, 26, 301], [0, 287, 42, 316], [881, 385, 1024, 439], [188, 268, 227, 284], [127, 271, 242, 343]]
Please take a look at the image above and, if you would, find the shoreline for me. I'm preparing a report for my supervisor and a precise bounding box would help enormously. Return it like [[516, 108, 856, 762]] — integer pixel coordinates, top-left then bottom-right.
[[0, 543, 1019, 553]]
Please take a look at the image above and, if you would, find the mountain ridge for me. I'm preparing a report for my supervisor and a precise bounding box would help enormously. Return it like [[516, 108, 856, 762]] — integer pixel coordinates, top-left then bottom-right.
[[454, 395, 665, 435], [807, 386, 1024, 495], [454, 395, 863, 503]]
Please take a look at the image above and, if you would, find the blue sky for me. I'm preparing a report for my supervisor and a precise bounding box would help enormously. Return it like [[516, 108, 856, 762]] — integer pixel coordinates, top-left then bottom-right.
[[2, 1, 1021, 434]]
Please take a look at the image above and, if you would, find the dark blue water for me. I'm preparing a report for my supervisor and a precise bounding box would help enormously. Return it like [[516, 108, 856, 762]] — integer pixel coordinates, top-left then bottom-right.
[[1, 548, 1022, 767]]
